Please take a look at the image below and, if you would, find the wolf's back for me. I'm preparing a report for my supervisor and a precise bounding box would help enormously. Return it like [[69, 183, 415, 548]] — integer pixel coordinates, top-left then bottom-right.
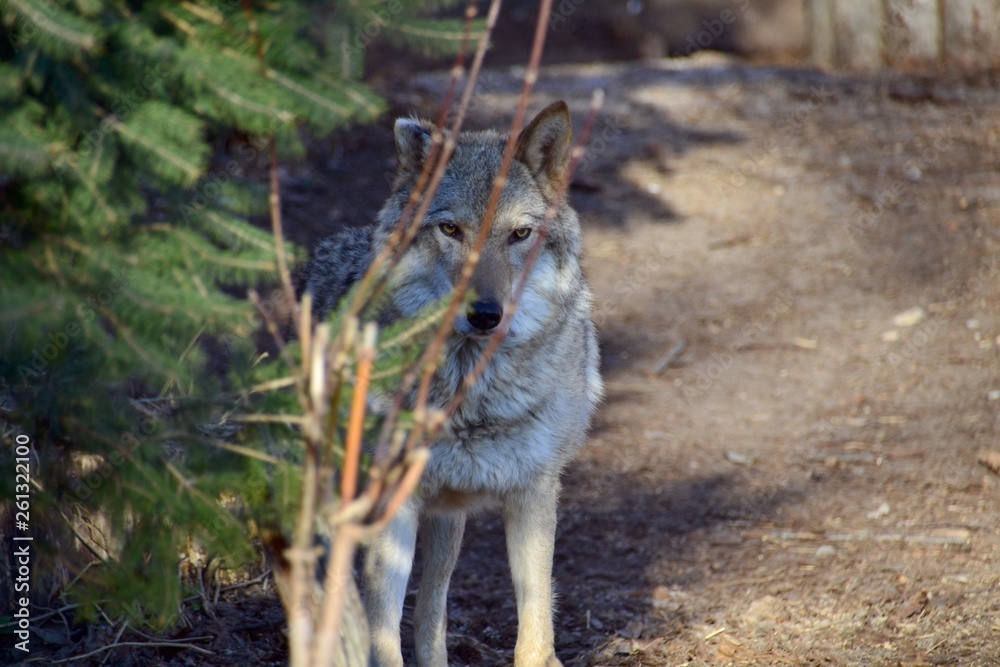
[[298, 226, 374, 320]]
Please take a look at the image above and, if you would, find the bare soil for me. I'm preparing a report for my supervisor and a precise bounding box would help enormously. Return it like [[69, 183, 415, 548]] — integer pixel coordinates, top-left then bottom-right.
[[28, 56, 1000, 667]]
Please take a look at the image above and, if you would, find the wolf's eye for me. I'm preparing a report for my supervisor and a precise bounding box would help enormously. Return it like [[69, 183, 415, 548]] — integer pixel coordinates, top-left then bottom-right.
[[439, 222, 462, 239], [510, 227, 532, 243]]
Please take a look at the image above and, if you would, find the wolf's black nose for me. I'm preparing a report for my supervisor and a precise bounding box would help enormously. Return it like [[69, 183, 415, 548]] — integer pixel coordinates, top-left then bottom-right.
[[467, 299, 503, 331]]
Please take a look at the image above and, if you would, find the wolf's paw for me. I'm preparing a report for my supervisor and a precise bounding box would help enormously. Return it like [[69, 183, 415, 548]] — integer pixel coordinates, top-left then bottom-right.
[[514, 647, 562, 667]]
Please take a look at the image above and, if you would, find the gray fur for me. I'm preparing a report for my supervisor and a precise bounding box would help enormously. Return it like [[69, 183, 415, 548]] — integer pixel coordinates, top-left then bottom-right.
[[299, 102, 603, 667], [298, 226, 374, 319]]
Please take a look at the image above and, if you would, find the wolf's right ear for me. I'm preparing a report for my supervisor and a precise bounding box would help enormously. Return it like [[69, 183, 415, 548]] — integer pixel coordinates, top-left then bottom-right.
[[515, 101, 573, 201], [394, 118, 435, 176]]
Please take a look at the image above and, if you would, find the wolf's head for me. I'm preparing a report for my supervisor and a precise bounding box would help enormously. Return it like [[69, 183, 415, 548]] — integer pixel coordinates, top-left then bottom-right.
[[375, 102, 584, 340]]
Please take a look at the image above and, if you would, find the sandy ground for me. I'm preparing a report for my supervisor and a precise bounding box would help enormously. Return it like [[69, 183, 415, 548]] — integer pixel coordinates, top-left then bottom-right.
[[29, 57, 1000, 667]]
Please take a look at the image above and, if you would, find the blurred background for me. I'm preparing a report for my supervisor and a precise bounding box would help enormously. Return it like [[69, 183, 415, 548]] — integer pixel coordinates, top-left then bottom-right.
[[372, 0, 1000, 72]]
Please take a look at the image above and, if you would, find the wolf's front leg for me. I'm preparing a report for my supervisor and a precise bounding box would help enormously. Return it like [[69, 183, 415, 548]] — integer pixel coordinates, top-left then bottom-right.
[[365, 499, 419, 667], [503, 477, 563, 667], [414, 512, 466, 667]]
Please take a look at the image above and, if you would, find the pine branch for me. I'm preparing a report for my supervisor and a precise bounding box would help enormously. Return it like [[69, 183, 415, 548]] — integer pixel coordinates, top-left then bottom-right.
[[5, 0, 102, 56]]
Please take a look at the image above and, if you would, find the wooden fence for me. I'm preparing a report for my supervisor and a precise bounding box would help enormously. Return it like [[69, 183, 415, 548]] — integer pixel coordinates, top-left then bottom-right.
[[808, 0, 1000, 69]]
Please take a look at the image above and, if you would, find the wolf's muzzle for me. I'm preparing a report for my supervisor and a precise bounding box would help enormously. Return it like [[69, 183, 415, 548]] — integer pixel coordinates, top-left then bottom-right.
[[466, 299, 503, 332]]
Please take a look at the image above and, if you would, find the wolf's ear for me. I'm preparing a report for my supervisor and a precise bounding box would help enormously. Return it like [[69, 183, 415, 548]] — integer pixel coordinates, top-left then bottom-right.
[[515, 101, 573, 200], [394, 118, 435, 176]]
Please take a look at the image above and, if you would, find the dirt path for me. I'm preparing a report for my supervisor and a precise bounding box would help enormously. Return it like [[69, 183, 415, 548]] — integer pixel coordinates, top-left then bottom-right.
[[386, 58, 1000, 666]]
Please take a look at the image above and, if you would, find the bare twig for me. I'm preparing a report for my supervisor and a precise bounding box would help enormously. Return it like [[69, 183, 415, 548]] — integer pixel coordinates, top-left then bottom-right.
[[406, 0, 560, 454], [345, 1, 495, 327], [0, 604, 81, 629], [441, 90, 604, 427], [240, 0, 300, 339], [978, 450, 1000, 476], [649, 338, 687, 375], [312, 522, 362, 664], [342, 322, 376, 504], [100, 620, 131, 666], [181, 570, 272, 603], [49, 640, 214, 664], [249, 289, 295, 370]]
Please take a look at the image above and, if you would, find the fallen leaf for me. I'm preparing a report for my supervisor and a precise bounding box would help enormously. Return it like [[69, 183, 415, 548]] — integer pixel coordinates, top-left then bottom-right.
[[978, 450, 1000, 476], [898, 591, 929, 619]]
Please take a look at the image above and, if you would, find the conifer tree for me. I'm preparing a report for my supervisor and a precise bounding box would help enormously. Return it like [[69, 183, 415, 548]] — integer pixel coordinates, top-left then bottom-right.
[[0, 0, 479, 627]]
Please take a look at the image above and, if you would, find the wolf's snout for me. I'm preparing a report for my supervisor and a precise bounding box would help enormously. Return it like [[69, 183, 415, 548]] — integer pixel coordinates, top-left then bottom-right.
[[467, 299, 503, 332]]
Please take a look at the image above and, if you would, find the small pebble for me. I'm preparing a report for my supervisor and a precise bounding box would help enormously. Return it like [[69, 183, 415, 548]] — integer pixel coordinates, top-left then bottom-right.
[[725, 451, 755, 466], [893, 306, 926, 328], [867, 501, 891, 519], [815, 545, 836, 558], [882, 330, 900, 342]]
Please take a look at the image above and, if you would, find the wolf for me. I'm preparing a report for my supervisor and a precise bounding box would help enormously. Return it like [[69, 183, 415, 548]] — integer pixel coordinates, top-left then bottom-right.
[[299, 101, 603, 667]]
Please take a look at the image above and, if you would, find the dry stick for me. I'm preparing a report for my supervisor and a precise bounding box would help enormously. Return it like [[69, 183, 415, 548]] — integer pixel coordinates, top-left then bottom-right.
[[442, 91, 604, 428], [312, 323, 376, 666], [372, 0, 500, 289], [49, 640, 215, 664], [312, 521, 362, 667], [310, 9, 501, 626], [340, 322, 376, 504], [405, 0, 558, 456], [239, 5, 320, 664], [361, 447, 430, 537], [287, 319, 330, 667], [241, 0, 300, 339], [343, 0, 484, 325], [249, 290, 296, 371], [268, 140, 300, 338], [368, 0, 503, 466]]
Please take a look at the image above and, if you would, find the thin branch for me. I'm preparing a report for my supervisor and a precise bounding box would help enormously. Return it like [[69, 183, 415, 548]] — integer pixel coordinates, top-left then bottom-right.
[[49, 640, 214, 664], [312, 522, 362, 666], [442, 90, 604, 427], [407, 0, 557, 452], [363, 447, 430, 537], [342, 322, 376, 504], [249, 289, 296, 372], [344, 0, 492, 324]]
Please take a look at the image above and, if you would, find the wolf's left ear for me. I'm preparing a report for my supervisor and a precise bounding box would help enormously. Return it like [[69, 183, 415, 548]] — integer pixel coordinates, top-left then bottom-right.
[[394, 118, 435, 176], [516, 101, 573, 201]]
